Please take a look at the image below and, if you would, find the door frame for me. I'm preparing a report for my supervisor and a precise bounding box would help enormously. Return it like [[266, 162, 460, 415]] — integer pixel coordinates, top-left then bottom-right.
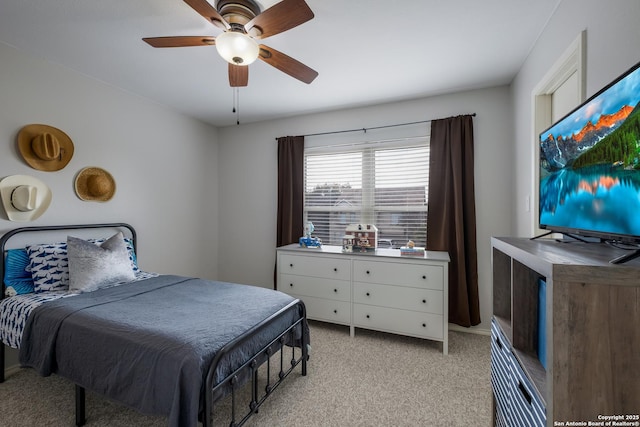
[[530, 31, 586, 236]]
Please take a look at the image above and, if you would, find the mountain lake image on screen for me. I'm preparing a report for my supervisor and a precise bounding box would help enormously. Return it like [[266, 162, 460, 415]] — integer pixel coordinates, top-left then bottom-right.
[[538, 60, 640, 243]]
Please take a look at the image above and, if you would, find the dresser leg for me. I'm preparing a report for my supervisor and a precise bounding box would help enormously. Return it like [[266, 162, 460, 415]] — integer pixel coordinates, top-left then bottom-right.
[[443, 333, 448, 355]]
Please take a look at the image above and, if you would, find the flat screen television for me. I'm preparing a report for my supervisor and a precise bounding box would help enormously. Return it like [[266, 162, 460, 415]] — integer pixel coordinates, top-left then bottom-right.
[[538, 60, 640, 262]]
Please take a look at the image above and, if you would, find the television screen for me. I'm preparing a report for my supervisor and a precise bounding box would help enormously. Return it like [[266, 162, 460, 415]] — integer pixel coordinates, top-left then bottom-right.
[[539, 61, 640, 243]]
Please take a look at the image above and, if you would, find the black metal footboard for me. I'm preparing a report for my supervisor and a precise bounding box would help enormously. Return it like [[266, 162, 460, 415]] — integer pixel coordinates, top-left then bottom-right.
[[203, 299, 308, 427], [74, 300, 308, 427]]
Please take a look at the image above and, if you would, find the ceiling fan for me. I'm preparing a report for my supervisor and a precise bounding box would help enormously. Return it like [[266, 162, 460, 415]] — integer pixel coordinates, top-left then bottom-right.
[[143, 0, 318, 87]]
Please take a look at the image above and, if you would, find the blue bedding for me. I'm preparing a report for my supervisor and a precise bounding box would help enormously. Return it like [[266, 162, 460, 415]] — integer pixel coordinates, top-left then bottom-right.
[[19, 274, 307, 427]]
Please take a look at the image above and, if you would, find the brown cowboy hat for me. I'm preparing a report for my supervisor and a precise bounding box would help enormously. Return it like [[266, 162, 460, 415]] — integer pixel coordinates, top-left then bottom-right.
[[74, 167, 116, 202], [18, 124, 74, 171]]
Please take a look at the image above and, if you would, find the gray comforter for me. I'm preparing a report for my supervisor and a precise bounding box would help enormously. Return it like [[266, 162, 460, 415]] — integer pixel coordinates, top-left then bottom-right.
[[19, 275, 306, 427]]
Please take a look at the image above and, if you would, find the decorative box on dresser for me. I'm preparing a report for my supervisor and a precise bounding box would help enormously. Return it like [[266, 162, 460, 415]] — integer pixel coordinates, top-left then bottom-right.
[[490, 237, 640, 427], [276, 244, 450, 354]]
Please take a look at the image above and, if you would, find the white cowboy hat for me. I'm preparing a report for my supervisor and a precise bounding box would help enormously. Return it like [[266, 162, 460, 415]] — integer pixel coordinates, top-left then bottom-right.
[[0, 175, 52, 222]]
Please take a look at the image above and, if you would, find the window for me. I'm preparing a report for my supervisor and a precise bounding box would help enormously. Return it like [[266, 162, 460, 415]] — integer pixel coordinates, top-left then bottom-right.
[[304, 138, 429, 248]]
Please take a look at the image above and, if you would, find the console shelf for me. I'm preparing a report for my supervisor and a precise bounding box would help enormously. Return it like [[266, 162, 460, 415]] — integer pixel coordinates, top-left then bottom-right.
[[491, 237, 640, 426]]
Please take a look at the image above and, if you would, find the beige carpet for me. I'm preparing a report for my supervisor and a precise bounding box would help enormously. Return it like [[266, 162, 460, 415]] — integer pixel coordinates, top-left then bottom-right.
[[0, 321, 491, 426]]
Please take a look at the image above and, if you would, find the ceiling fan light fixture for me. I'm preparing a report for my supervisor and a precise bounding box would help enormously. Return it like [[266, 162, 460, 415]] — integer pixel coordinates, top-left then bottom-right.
[[215, 31, 259, 65]]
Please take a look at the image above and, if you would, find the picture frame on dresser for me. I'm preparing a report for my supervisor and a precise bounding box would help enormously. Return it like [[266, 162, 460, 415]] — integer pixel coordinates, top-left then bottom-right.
[[276, 244, 450, 354]]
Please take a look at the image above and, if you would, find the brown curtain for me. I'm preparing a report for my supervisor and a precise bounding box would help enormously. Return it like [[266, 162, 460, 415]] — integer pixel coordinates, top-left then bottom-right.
[[275, 135, 305, 289], [426, 115, 480, 327]]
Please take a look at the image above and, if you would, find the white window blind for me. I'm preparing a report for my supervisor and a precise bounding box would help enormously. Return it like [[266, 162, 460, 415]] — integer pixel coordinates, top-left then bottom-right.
[[304, 138, 429, 248]]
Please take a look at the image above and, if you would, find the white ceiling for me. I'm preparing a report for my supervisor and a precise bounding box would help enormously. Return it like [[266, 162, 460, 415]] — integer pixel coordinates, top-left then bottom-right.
[[0, 0, 561, 127]]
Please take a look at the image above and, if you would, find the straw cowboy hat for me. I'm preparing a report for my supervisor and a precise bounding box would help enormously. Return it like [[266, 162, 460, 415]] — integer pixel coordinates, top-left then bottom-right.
[[18, 124, 74, 171], [74, 167, 116, 202], [0, 175, 52, 222]]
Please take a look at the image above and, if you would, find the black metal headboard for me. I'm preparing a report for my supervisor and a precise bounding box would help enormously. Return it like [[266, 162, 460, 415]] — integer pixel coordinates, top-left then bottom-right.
[[0, 223, 136, 383], [0, 223, 136, 302]]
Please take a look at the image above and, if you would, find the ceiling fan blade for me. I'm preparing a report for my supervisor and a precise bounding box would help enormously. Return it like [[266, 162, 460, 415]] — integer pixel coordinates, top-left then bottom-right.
[[245, 0, 314, 40], [229, 64, 248, 87], [143, 36, 216, 48], [259, 44, 318, 84], [183, 0, 230, 30]]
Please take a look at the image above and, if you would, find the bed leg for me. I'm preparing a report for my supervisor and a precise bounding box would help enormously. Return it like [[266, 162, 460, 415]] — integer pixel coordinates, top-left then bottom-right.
[[302, 327, 308, 377], [75, 385, 86, 426], [252, 367, 259, 413]]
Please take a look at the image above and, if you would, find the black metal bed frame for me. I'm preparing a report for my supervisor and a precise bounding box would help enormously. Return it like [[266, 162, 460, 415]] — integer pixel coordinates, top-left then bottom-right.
[[1, 223, 308, 427]]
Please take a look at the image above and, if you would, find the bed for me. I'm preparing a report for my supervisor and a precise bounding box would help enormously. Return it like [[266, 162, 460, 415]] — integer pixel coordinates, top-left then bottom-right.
[[0, 223, 309, 427]]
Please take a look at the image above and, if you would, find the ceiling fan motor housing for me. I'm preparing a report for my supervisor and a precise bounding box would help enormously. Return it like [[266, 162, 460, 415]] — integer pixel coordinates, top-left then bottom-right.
[[216, 0, 261, 27]]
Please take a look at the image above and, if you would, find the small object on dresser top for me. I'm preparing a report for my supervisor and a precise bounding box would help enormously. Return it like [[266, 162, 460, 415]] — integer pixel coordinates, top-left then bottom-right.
[[400, 245, 425, 256], [344, 224, 378, 252], [299, 221, 322, 248]]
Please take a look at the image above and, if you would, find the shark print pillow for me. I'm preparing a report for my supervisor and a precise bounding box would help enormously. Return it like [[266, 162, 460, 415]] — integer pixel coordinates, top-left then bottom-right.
[[26, 243, 69, 292]]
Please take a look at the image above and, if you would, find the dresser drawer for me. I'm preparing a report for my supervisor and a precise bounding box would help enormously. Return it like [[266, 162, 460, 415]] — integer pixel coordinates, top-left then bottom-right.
[[491, 320, 514, 425], [491, 318, 545, 427], [353, 282, 443, 315], [353, 260, 443, 290], [353, 304, 443, 340], [508, 346, 546, 427], [290, 294, 351, 325], [279, 254, 351, 281], [280, 274, 350, 302]]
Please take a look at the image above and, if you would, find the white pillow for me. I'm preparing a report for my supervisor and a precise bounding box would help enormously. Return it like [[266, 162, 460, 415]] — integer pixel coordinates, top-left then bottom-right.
[[67, 232, 136, 293]]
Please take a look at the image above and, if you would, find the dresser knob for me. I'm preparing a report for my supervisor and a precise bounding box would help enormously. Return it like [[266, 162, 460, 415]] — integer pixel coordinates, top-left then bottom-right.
[[366, 270, 370, 274], [366, 314, 370, 319], [334, 288, 338, 293], [422, 323, 427, 328], [366, 292, 370, 297], [334, 309, 338, 314], [422, 275, 426, 279], [422, 299, 427, 304], [289, 283, 293, 287], [290, 263, 293, 268], [334, 267, 338, 272]]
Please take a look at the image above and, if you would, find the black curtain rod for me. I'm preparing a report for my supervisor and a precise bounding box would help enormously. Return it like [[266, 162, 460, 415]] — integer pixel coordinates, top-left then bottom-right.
[[275, 113, 476, 140]]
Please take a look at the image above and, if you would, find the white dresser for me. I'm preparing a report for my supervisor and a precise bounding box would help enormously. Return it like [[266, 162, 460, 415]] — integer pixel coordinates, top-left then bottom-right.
[[276, 244, 450, 354]]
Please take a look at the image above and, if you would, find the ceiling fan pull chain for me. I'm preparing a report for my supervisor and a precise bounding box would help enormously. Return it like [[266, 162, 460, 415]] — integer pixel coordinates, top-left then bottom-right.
[[235, 88, 240, 125], [232, 87, 236, 113]]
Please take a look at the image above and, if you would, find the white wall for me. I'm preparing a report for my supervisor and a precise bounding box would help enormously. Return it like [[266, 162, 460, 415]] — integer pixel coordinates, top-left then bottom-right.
[[12, 0, 636, 338], [217, 86, 513, 332], [511, 0, 640, 236], [8, 0, 635, 340], [0, 41, 220, 279]]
